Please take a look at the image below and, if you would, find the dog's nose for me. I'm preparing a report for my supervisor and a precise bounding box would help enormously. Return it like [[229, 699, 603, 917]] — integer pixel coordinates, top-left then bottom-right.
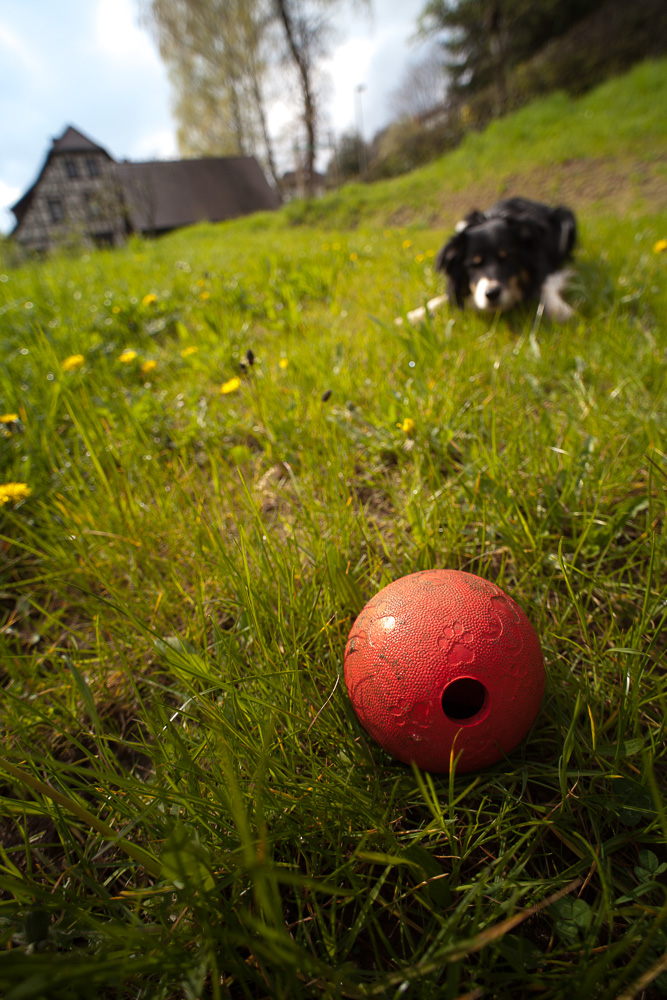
[[485, 284, 502, 302]]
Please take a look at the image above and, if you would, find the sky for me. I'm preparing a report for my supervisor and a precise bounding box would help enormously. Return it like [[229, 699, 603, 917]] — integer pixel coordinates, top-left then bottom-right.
[[0, 0, 431, 233]]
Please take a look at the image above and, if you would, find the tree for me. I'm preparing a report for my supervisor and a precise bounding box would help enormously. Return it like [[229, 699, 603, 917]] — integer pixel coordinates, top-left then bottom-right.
[[419, 0, 608, 114], [144, 0, 370, 199], [142, 0, 282, 189], [270, 0, 370, 197], [390, 45, 449, 122]]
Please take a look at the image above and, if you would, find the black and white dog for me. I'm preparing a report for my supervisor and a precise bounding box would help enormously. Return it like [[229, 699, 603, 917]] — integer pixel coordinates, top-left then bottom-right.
[[399, 197, 577, 325]]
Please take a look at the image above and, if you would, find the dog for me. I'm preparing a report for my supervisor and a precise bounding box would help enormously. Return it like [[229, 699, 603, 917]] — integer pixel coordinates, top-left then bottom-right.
[[398, 197, 577, 325]]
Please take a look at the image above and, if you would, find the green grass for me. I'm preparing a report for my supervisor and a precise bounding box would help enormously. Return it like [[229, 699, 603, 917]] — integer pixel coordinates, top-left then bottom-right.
[[0, 60, 666, 1000]]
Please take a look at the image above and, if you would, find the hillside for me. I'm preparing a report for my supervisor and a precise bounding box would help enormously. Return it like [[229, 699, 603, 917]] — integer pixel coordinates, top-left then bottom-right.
[[282, 58, 667, 230]]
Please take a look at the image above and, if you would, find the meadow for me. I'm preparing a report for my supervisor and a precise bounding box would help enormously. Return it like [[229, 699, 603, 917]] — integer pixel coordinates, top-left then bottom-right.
[[0, 60, 666, 999]]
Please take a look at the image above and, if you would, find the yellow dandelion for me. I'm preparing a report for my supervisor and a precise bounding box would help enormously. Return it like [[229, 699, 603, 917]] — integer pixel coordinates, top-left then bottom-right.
[[653, 239, 667, 254], [415, 253, 425, 263], [278, 358, 288, 369], [402, 239, 412, 250], [426, 249, 435, 258], [142, 293, 157, 306], [181, 346, 198, 358], [332, 242, 341, 251], [0, 482, 31, 506], [220, 377, 241, 394], [61, 353, 85, 372], [398, 417, 415, 435], [196, 278, 206, 287], [118, 349, 137, 363], [199, 291, 210, 300], [112, 305, 121, 314], [349, 252, 358, 262], [0, 414, 19, 424], [141, 359, 157, 375]]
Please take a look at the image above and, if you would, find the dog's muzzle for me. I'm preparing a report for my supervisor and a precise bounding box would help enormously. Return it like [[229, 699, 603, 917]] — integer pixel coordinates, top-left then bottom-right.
[[472, 277, 522, 312]]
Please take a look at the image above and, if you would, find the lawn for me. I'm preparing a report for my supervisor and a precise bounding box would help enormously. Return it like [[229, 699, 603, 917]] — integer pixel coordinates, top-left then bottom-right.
[[0, 60, 666, 999]]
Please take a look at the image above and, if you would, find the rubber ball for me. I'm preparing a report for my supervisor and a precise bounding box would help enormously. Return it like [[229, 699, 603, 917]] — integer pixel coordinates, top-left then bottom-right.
[[344, 569, 545, 773]]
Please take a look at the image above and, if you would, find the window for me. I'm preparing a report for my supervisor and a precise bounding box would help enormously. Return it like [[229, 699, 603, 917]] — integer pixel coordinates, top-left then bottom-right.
[[64, 158, 78, 179], [86, 157, 100, 178], [47, 198, 64, 222]]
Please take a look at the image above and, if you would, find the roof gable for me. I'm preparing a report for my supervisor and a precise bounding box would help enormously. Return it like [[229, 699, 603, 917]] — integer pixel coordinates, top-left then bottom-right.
[[10, 125, 116, 224], [51, 126, 113, 158]]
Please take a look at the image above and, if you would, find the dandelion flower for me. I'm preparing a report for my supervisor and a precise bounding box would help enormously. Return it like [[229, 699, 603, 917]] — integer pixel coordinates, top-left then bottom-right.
[[118, 349, 137, 363], [181, 346, 198, 358], [279, 358, 288, 369], [142, 293, 157, 306], [654, 239, 667, 254], [398, 417, 415, 435], [402, 239, 412, 250], [0, 414, 19, 424], [112, 305, 121, 314], [199, 291, 210, 300], [220, 377, 241, 394], [415, 253, 425, 263], [0, 482, 31, 506], [349, 252, 358, 262], [61, 353, 84, 372], [141, 359, 157, 375]]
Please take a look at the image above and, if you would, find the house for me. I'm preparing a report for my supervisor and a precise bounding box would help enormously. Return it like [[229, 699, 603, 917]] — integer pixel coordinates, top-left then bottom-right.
[[279, 168, 327, 202], [10, 126, 281, 253]]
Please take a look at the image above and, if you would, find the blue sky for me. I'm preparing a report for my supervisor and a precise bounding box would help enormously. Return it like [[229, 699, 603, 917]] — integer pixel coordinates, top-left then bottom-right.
[[1, 0, 429, 233]]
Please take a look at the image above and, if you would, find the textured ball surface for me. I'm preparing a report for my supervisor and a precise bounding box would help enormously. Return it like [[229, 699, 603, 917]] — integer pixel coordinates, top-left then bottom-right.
[[344, 569, 545, 773]]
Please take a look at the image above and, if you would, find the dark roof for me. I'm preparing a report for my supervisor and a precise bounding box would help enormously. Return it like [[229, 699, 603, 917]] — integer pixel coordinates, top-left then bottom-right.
[[116, 157, 281, 232]]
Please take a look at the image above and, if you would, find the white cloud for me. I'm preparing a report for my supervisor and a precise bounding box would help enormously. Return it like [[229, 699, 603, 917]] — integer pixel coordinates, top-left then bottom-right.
[[131, 129, 178, 161], [0, 20, 43, 77], [322, 37, 376, 134], [94, 0, 160, 65]]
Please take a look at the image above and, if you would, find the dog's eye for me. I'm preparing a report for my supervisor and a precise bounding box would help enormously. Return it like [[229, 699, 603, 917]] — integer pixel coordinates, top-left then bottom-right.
[[472, 255, 483, 266], [497, 250, 508, 259]]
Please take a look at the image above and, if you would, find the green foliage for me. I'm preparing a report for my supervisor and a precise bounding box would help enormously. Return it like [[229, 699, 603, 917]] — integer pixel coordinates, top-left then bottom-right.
[[0, 63, 666, 998]]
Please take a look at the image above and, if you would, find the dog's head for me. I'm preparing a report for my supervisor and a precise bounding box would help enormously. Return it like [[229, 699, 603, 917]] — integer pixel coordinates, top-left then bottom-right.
[[436, 216, 543, 313]]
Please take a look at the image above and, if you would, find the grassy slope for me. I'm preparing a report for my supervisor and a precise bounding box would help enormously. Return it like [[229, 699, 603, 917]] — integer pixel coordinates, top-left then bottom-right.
[[0, 60, 666, 1000]]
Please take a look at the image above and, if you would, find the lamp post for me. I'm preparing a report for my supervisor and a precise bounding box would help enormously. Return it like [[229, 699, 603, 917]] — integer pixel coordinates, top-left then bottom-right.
[[354, 83, 367, 181]]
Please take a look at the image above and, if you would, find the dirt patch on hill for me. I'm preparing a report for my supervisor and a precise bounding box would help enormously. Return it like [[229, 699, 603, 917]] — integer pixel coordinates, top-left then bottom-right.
[[424, 155, 667, 227]]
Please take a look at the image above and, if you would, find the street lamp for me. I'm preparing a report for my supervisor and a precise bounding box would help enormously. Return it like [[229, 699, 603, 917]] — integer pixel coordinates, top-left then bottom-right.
[[354, 83, 367, 181]]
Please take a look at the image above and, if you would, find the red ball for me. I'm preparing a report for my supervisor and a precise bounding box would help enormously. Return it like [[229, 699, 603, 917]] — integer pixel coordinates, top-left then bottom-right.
[[344, 569, 545, 773]]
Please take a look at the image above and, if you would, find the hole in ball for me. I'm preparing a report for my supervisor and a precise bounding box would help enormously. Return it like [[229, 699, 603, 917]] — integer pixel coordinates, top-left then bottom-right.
[[441, 678, 489, 724]]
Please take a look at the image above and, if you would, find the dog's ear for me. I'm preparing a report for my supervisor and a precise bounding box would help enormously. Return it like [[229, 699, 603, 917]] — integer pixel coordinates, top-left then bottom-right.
[[435, 232, 468, 307], [551, 206, 577, 258], [455, 209, 486, 233], [435, 231, 464, 274]]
